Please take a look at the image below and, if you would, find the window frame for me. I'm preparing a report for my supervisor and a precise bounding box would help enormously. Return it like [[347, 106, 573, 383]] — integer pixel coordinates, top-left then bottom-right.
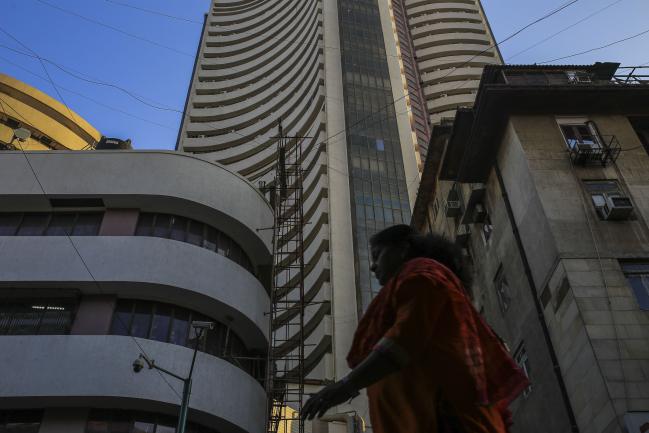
[[556, 117, 601, 150], [514, 343, 533, 397], [620, 261, 649, 311]]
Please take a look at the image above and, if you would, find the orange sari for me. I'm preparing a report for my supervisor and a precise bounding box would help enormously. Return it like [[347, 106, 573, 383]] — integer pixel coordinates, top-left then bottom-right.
[[347, 258, 529, 433]]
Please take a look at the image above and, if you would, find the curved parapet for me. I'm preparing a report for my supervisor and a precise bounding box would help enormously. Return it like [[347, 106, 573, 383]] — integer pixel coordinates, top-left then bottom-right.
[[0, 236, 269, 346], [0, 150, 273, 263], [0, 335, 266, 433]]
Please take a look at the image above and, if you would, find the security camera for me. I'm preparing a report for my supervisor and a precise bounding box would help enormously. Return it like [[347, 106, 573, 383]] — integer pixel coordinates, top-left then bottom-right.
[[132, 356, 145, 373], [191, 321, 214, 330]]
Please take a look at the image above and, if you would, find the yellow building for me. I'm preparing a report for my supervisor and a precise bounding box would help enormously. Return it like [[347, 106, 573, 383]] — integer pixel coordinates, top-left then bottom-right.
[[0, 73, 101, 150]]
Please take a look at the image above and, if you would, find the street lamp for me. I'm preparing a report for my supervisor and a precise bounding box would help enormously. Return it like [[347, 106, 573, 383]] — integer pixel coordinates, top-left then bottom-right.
[[133, 320, 214, 433]]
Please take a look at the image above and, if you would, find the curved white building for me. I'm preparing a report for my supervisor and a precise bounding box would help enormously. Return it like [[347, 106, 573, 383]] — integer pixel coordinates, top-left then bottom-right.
[[398, 0, 502, 125], [0, 151, 273, 433]]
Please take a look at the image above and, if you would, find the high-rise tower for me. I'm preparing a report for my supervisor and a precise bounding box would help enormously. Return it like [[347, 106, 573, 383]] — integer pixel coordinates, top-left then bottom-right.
[[177, 0, 502, 417]]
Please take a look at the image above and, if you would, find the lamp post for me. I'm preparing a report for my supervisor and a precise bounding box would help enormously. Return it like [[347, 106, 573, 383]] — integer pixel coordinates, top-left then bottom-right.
[[133, 321, 214, 433]]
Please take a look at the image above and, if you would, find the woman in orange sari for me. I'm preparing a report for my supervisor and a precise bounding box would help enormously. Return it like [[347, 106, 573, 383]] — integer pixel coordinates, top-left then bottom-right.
[[302, 225, 529, 432]]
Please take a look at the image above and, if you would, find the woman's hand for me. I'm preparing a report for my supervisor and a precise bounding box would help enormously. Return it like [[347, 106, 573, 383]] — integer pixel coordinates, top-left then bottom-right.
[[301, 380, 359, 420]]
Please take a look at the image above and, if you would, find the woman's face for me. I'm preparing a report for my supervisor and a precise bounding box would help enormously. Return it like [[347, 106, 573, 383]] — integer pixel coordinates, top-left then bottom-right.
[[370, 242, 408, 285]]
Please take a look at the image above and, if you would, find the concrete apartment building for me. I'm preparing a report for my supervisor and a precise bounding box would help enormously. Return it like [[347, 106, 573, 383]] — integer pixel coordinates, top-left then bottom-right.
[[176, 2, 501, 415], [0, 150, 273, 433], [0, 73, 101, 151], [412, 62, 649, 433]]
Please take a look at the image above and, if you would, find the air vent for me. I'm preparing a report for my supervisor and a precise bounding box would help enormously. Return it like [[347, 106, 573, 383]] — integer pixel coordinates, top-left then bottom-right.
[[50, 198, 105, 208]]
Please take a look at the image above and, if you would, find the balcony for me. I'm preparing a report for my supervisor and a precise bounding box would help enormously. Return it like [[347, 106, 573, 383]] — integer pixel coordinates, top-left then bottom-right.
[[568, 135, 621, 166]]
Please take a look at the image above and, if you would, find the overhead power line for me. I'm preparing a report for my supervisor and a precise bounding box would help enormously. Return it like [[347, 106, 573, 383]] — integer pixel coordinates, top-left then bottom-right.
[[0, 42, 181, 113], [507, 0, 625, 61], [538, 26, 649, 64], [0, 27, 79, 126], [104, 0, 203, 25], [0, 54, 176, 130], [34, 0, 193, 57]]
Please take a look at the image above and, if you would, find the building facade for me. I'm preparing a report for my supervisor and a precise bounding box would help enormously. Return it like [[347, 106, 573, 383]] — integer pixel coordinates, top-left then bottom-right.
[[412, 63, 649, 433], [176, 0, 500, 400], [0, 150, 273, 433], [0, 73, 101, 150]]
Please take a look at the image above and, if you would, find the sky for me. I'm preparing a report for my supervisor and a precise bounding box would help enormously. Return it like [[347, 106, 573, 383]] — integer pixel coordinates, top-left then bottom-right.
[[0, 0, 647, 150]]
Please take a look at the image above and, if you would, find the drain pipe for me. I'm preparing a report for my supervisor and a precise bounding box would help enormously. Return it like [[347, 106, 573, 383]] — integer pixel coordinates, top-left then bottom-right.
[[494, 162, 579, 433]]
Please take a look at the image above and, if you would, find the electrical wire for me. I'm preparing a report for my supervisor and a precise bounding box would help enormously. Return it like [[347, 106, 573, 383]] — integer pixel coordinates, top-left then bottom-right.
[[538, 26, 649, 64], [0, 42, 181, 113], [33, 0, 194, 57], [0, 96, 184, 403], [506, 0, 625, 61], [104, 0, 203, 25], [0, 54, 177, 130], [0, 28, 79, 127]]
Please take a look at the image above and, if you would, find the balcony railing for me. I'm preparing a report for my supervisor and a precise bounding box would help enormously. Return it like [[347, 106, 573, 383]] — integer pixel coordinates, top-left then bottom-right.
[[569, 135, 621, 166], [612, 67, 649, 86]]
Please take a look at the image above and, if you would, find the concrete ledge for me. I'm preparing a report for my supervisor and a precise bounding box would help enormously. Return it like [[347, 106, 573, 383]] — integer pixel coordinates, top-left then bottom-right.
[[0, 335, 266, 433]]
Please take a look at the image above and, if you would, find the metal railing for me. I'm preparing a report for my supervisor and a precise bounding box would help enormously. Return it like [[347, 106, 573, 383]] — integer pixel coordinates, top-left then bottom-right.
[[612, 66, 649, 85], [569, 135, 621, 166]]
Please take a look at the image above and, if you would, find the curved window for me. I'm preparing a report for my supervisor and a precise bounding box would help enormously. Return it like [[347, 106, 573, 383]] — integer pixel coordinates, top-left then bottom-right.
[[109, 299, 264, 380], [86, 409, 219, 433], [0, 299, 77, 335], [0, 212, 255, 277], [0, 212, 102, 236], [136, 213, 254, 274]]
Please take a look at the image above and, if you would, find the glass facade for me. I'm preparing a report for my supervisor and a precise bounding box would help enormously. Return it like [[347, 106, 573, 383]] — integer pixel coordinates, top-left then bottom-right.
[[338, 0, 411, 313]]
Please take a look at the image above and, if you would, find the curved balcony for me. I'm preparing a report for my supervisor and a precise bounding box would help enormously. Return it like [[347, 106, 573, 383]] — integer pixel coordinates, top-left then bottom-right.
[[410, 21, 486, 40], [0, 151, 273, 264], [406, 1, 478, 17], [0, 236, 269, 347], [0, 335, 266, 433], [409, 10, 480, 26]]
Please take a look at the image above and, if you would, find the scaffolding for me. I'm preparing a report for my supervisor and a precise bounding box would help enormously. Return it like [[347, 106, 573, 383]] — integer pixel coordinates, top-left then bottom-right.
[[266, 122, 308, 433]]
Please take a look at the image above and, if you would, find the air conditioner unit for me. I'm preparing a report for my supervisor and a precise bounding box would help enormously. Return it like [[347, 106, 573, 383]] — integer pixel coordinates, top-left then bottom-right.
[[576, 142, 595, 152], [601, 195, 633, 220], [445, 200, 461, 217]]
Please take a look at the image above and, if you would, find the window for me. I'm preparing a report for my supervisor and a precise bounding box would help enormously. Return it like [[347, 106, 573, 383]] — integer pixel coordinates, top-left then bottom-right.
[[109, 300, 264, 379], [621, 262, 649, 310], [0, 300, 76, 335], [514, 343, 532, 397], [583, 180, 628, 219], [135, 213, 254, 275], [0, 410, 43, 433], [559, 122, 600, 150], [0, 212, 102, 236], [85, 410, 219, 433], [494, 266, 511, 314]]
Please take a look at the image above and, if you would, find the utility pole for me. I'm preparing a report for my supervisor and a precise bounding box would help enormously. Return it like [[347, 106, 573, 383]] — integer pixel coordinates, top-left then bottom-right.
[[133, 321, 214, 433]]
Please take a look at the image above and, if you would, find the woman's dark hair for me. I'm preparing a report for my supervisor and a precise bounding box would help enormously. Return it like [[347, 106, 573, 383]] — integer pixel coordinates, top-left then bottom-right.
[[369, 224, 473, 288]]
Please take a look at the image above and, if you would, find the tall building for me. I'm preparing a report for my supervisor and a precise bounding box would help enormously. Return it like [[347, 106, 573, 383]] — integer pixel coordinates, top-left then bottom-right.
[[0, 73, 101, 150], [412, 62, 649, 433], [177, 1, 501, 408], [0, 150, 273, 433]]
